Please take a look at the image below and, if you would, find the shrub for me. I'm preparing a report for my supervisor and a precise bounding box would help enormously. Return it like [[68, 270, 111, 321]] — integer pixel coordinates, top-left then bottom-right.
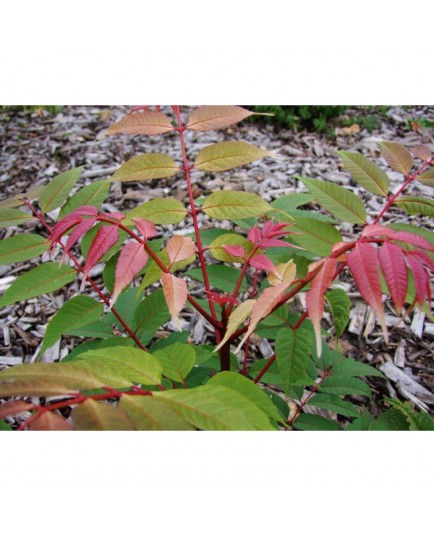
[[0, 105, 433, 431]]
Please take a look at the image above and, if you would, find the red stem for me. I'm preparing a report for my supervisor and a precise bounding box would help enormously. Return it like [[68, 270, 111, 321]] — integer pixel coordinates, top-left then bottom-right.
[[287, 369, 332, 427]]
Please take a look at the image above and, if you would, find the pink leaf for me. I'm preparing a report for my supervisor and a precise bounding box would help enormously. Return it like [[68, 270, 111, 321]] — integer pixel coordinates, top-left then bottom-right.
[[261, 238, 302, 249], [411, 145, 432, 162], [167, 235, 196, 265], [306, 257, 337, 356], [82, 225, 120, 283], [362, 224, 396, 238], [66, 206, 99, 218], [405, 256, 430, 308], [161, 273, 187, 330], [249, 254, 276, 272], [347, 242, 388, 342], [378, 242, 408, 315], [132, 218, 157, 239], [100, 211, 125, 221], [247, 226, 261, 244], [406, 249, 434, 273], [235, 279, 293, 352], [222, 245, 245, 259], [392, 232, 434, 253], [61, 218, 97, 262], [110, 242, 149, 307]]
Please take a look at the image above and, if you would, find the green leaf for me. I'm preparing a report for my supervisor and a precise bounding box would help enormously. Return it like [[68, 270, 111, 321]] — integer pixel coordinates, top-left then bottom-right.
[[393, 196, 434, 217], [58, 180, 110, 218], [134, 288, 170, 344], [416, 168, 434, 188], [290, 217, 342, 256], [71, 399, 136, 431], [72, 347, 162, 386], [208, 371, 283, 423], [0, 234, 49, 265], [292, 413, 341, 431], [41, 296, 104, 354], [105, 287, 143, 331], [0, 362, 109, 396], [194, 141, 271, 172], [0, 208, 33, 229], [119, 395, 195, 430], [338, 151, 389, 196], [319, 375, 372, 398], [275, 327, 312, 395], [369, 409, 410, 431], [0, 262, 76, 308], [345, 412, 374, 431], [111, 153, 179, 182], [65, 319, 114, 339], [299, 177, 367, 224], [188, 264, 248, 293], [209, 233, 254, 262], [324, 289, 351, 338], [203, 191, 272, 221], [385, 398, 434, 431], [307, 393, 360, 418], [0, 420, 13, 431], [379, 141, 413, 175], [331, 358, 384, 378], [0, 185, 43, 209], [123, 198, 188, 225], [152, 343, 196, 383], [271, 193, 314, 211], [156, 384, 276, 430], [39, 167, 83, 213], [62, 336, 134, 361]]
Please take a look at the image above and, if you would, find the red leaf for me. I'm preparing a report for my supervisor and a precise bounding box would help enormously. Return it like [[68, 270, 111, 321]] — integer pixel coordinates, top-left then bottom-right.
[[110, 241, 149, 306], [235, 279, 293, 352], [392, 232, 434, 253], [407, 249, 434, 273], [405, 256, 430, 308], [167, 235, 195, 265], [347, 242, 388, 341], [82, 225, 120, 283], [28, 411, 73, 431], [378, 242, 408, 314], [362, 224, 395, 238], [61, 218, 97, 262], [161, 273, 187, 330], [132, 218, 157, 239], [222, 245, 245, 259], [306, 257, 337, 356], [247, 226, 261, 244], [51, 206, 99, 243], [249, 254, 275, 272], [100, 211, 125, 221], [0, 400, 34, 419]]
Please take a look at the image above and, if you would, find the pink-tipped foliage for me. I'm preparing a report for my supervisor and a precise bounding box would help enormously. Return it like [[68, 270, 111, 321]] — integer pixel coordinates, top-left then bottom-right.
[[223, 245, 245, 259], [248, 219, 300, 249], [60, 218, 98, 263], [306, 257, 337, 355], [362, 224, 434, 252], [405, 255, 431, 308], [347, 242, 387, 340], [132, 218, 157, 239], [82, 225, 120, 281], [406, 249, 434, 273], [249, 254, 276, 272], [110, 242, 149, 306], [378, 242, 408, 315]]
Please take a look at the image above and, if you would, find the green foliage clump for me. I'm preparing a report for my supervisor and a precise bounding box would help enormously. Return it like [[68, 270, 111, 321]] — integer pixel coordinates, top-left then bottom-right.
[[248, 105, 347, 132]]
